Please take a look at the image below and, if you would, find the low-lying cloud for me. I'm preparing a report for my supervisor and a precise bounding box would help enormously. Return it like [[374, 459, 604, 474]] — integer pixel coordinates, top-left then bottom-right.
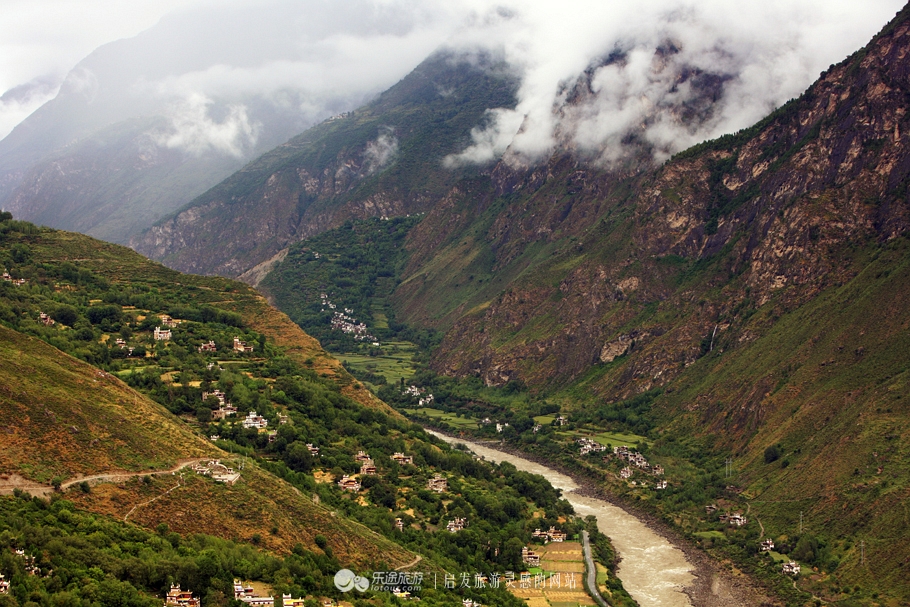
[[152, 94, 258, 157], [1, 0, 903, 167], [364, 128, 399, 175], [443, 0, 904, 168], [0, 74, 61, 139]]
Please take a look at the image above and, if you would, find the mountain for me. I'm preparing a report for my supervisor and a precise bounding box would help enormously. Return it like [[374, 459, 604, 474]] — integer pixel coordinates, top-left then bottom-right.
[[154, 5, 910, 603], [130, 50, 518, 275], [0, 2, 419, 245]]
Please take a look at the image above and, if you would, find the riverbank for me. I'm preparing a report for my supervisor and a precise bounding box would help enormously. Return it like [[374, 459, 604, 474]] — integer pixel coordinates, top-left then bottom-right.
[[428, 428, 781, 607]]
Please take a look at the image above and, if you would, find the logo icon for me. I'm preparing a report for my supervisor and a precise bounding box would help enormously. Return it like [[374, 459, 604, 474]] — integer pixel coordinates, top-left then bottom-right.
[[334, 569, 369, 592]]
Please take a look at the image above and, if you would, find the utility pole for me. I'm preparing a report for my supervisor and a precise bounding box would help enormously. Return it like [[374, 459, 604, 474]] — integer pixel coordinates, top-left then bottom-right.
[[799, 511, 803, 534], [861, 540, 865, 566]]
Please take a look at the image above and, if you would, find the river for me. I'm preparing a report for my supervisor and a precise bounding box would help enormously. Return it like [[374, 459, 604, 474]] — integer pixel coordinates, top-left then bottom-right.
[[427, 430, 696, 607]]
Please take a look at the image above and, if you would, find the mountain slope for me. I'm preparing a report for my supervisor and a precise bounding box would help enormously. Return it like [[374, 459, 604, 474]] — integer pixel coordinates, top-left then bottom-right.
[[131, 51, 518, 276], [0, 324, 217, 483], [0, 324, 414, 567], [412, 4, 910, 389], [3, 116, 245, 244], [0, 3, 412, 244], [235, 6, 910, 603]]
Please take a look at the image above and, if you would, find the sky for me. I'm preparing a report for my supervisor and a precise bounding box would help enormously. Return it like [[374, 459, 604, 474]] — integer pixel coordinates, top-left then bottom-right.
[[0, 0, 906, 163]]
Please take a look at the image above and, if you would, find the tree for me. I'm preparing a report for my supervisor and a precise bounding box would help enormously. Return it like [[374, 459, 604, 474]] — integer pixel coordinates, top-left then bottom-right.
[[51, 305, 79, 327], [764, 445, 781, 464], [10, 244, 30, 264], [502, 537, 525, 572], [86, 304, 122, 325], [285, 442, 314, 473]]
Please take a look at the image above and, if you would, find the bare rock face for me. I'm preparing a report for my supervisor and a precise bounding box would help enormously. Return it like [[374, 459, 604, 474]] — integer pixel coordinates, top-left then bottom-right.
[[600, 335, 636, 363]]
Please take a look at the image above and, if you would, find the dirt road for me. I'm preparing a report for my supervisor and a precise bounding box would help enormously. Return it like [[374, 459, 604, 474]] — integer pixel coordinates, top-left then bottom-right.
[[0, 458, 211, 498]]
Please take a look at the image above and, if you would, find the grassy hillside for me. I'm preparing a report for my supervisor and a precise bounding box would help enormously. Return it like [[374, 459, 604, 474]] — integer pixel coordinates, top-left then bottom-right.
[[0, 324, 217, 483], [259, 216, 427, 350], [66, 466, 413, 569]]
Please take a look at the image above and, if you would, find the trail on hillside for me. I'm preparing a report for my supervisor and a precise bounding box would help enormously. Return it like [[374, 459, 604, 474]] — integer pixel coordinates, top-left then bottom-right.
[[0, 459, 212, 498], [124, 473, 186, 522], [59, 458, 210, 489], [394, 554, 422, 571]]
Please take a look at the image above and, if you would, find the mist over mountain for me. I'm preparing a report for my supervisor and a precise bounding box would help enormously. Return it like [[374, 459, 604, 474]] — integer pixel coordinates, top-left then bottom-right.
[[0, 0, 454, 242], [0, 0, 901, 245]]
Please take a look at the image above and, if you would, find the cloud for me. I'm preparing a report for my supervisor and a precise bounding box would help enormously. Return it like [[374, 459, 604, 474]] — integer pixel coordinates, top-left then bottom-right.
[[0, 74, 61, 138], [1, 0, 902, 163], [442, 0, 904, 168], [152, 93, 258, 157], [364, 128, 399, 174]]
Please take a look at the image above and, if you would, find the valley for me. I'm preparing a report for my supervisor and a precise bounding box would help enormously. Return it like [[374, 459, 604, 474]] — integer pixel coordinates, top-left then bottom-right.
[[0, 216, 627, 607], [3, 3, 910, 607]]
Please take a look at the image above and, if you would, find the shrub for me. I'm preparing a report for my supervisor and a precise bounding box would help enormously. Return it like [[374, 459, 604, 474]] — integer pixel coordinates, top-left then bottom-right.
[[764, 445, 781, 464]]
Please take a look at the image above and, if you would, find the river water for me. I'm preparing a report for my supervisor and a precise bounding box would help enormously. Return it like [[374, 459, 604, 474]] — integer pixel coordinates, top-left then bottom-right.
[[427, 430, 696, 607]]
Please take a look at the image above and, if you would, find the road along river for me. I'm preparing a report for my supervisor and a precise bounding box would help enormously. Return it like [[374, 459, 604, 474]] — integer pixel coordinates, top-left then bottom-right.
[[427, 430, 696, 607]]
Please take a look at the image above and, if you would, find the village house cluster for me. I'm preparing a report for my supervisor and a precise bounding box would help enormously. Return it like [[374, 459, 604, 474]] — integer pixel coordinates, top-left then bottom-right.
[[233, 580, 307, 606], [355, 450, 378, 476], [203, 389, 237, 420], [610, 445, 667, 488], [159, 315, 179, 328], [164, 584, 199, 606], [446, 517, 468, 533], [479, 418, 511, 433], [338, 475, 361, 491], [192, 460, 241, 485], [402, 385, 434, 406], [242, 411, 268, 430], [233, 337, 254, 353], [521, 546, 541, 567], [13, 548, 43, 576], [577, 437, 609, 456], [719, 512, 747, 527], [391, 452, 413, 466], [531, 526, 567, 543], [427, 474, 448, 493], [321, 294, 378, 344], [2, 270, 26, 286], [338, 449, 435, 490]]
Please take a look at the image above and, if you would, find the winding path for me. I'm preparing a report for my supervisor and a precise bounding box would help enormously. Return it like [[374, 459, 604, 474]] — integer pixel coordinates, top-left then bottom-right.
[[124, 472, 187, 522], [0, 459, 212, 498], [394, 554, 423, 571]]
